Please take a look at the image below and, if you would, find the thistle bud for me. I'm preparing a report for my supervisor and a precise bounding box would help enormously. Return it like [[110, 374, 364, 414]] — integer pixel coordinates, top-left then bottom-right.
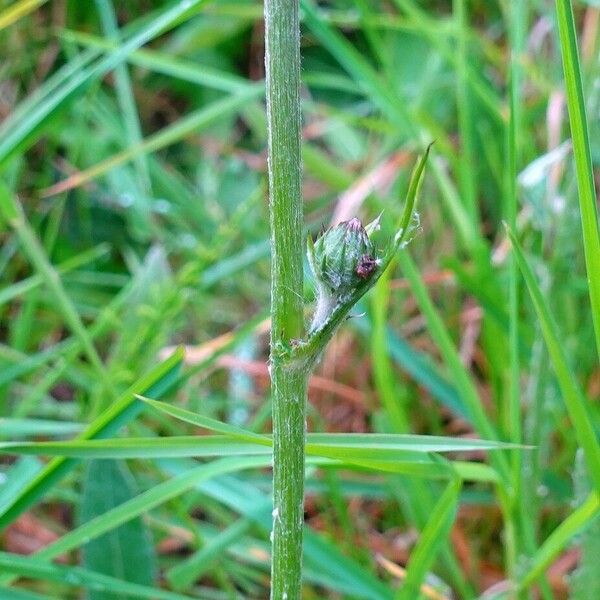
[[307, 217, 379, 331]]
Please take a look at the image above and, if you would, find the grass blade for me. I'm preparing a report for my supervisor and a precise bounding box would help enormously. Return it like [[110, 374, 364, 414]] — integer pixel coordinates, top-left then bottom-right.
[[397, 251, 509, 480], [0, 0, 48, 31], [396, 478, 462, 599], [42, 85, 263, 196], [142, 397, 514, 452], [80, 460, 156, 599], [27, 457, 270, 563], [0, 433, 515, 458], [0, 243, 109, 308], [518, 492, 600, 591], [555, 0, 600, 358], [0, 0, 209, 168], [0, 348, 184, 529], [507, 227, 600, 493], [0, 187, 115, 399], [0, 552, 195, 600]]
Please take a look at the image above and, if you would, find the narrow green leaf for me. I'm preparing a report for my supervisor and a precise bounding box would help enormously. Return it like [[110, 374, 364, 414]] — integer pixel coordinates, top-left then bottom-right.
[[0, 435, 501, 483], [0, 433, 515, 457], [0, 243, 110, 308], [0, 348, 184, 529], [508, 227, 600, 493], [0, 0, 48, 31], [140, 397, 270, 444], [0, 186, 113, 397], [0, 0, 210, 168], [0, 419, 82, 438], [396, 478, 462, 599], [397, 251, 509, 481], [555, 0, 600, 358], [143, 397, 516, 452], [519, 492, 600, 590], [43, 85, 263, 196], [28, 457, 270, 565], [80, 461, 156, 600], [166, 516, 255, 590], [0, 552, 195, 600]]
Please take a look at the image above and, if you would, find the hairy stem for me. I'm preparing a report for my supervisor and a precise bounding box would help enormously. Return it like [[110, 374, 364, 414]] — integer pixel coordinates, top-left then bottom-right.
[[264, 0, 306, 597], [270, 367, 308, 599]]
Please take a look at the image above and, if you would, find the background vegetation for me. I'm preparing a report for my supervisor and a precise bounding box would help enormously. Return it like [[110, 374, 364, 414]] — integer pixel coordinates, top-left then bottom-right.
[[0, 0, 599, 598]]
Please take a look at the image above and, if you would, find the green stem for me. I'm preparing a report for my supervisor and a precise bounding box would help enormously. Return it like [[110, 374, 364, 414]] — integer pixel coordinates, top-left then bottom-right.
[[264, 0, 306, 597], [505, 0, 523, 586], [270, 367, 308, 599]]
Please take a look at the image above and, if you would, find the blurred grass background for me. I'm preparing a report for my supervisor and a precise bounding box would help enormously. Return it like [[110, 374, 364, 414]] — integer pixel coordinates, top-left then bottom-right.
[[0, 0, 599, 598]]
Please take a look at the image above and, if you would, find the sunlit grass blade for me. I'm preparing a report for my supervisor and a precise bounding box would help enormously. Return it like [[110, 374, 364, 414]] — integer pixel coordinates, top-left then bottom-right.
[[308, 433, 517, 452], [396, 478, 461, 600], [555, 0, 600, 358], [0, 0, 48, 31], [0, 435, 500, 482], [0, 436, 271, 459], [507, 227, 600, 493], [140, 396, 270, 444], [0, 348, 184, 529]]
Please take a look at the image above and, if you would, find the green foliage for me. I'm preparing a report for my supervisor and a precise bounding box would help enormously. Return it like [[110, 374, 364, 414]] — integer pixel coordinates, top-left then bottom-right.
[[80, 460, 156, 600], [0, 0, 598, 598]]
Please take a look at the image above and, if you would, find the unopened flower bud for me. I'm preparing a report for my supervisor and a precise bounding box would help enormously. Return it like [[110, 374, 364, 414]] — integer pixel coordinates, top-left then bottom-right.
[[308, 218, 377, 296], [307, 217, 380, 331]]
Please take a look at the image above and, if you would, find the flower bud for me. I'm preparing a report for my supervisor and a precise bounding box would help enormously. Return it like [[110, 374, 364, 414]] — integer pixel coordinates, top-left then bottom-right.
[[307, 217, 380, 332], [308, 218, 377, 296]]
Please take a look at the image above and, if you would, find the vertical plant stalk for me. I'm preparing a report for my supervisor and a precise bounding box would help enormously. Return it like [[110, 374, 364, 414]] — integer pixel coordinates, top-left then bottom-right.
[[504, 0, 523, 585], [264, 0, 306, 598], [263, 5, 430, 591]]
